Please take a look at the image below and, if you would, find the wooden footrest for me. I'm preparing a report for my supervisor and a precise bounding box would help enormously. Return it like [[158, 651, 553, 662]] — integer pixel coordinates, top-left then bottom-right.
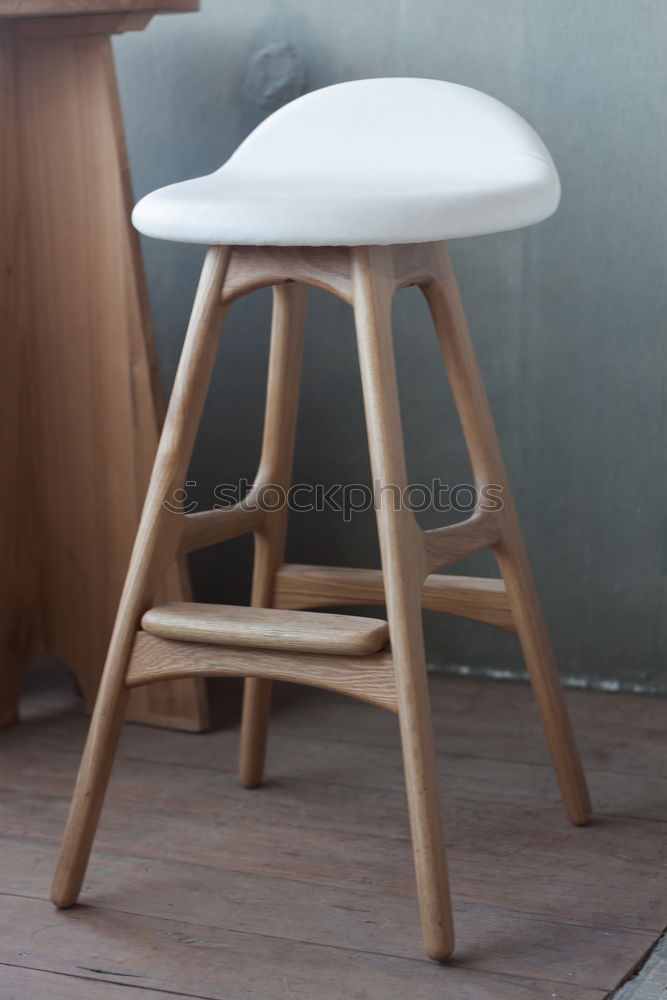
[[141, 603, 389, 656]]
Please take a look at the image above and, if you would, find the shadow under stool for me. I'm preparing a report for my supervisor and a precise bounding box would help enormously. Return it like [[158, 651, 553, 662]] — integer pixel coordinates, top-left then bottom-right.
[[51, 77, 591, 962]]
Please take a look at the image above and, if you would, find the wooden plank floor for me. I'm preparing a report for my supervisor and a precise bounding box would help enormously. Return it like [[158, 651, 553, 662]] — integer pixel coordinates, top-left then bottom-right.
[[1, 662, 666, 1000]]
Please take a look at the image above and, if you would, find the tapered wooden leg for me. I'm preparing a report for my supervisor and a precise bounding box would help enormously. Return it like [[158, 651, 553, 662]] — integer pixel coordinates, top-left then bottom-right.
[[352, 246, 454, 962], [423, 243, 591, 826], [239, 283, 308, 788], [51, 246, 230, 908]]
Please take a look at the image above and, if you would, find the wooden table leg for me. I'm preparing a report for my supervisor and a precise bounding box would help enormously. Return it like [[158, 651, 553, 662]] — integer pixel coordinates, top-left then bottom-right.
[[0, 11, 207, 730], [0, 32, 39, 728]]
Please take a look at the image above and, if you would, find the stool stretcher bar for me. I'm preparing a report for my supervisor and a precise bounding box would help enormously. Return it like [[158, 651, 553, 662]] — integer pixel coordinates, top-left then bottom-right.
[[126, 632, 398, 713], [179, 498, 266, 554], [273, 563, 516, 632], [423, 511, 502, 573]]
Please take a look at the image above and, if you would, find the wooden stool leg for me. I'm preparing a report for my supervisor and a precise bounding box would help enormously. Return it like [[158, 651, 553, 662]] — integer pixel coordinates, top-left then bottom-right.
[[352, 246, 454, 962], [423, 243, 591, 826], [239, 283, 307, 788], [51, 246, 230, 907]]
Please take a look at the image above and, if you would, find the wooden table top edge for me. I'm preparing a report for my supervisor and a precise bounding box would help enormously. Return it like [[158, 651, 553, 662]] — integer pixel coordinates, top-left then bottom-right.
[[0, 0, 199, 19]]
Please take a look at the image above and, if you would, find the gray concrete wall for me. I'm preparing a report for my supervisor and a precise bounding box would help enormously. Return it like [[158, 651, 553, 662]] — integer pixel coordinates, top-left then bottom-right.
[[114, 0, 667, 691]]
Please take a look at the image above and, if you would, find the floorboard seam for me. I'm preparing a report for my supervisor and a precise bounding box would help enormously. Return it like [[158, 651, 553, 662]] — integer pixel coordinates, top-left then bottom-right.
[[7, 724, 664, 788], [0, 961, 215, 1000], [0, 892, 641, 993], [1, 886, 660, 940]]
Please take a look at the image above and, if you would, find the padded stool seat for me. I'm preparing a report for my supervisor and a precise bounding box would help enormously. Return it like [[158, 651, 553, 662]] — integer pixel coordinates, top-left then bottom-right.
[[132, 78, 560, 247], [141, 602, 389, 655]]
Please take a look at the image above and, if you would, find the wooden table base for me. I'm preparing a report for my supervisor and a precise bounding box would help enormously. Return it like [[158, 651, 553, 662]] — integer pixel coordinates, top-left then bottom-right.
[[0, 3, 207, 730]]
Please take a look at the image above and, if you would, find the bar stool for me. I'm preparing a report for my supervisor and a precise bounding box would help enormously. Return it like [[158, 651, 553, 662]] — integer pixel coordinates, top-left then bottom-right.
[[51, 78, 591, 961]]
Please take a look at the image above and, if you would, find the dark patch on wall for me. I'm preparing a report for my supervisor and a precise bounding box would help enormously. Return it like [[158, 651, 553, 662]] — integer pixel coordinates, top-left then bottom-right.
[[243, 42, 306, 110]]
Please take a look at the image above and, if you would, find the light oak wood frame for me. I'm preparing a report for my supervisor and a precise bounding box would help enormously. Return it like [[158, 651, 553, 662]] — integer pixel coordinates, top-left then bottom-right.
[[52, 240, 591, 963]]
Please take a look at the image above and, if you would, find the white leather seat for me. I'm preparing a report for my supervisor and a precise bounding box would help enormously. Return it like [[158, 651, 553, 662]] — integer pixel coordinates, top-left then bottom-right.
[[132, 78, 560, 247]]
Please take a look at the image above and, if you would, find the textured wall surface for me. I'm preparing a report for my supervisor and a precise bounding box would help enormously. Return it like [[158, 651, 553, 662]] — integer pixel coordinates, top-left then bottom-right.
[[114, 0, 667, 690]]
